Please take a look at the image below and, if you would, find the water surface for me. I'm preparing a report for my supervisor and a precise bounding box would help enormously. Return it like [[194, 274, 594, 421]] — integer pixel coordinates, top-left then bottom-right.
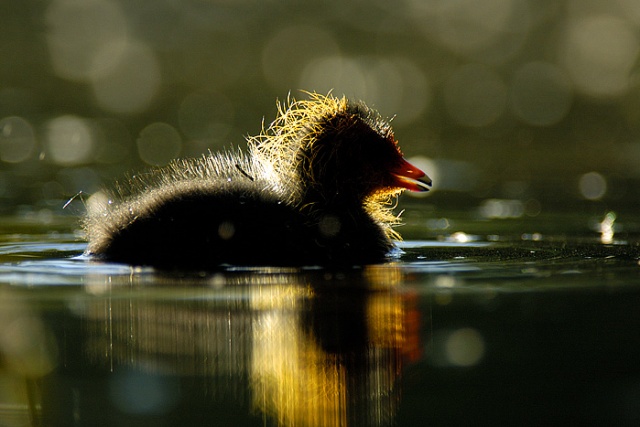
[[0, 211, 639, 426]]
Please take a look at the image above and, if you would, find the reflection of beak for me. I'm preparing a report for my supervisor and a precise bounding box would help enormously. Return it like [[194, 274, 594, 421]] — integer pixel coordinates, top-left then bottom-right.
[[391, 157, 432, 192]]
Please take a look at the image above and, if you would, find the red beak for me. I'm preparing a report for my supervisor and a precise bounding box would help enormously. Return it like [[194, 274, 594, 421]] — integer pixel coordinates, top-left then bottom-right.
[[391, 157, 432, 192]]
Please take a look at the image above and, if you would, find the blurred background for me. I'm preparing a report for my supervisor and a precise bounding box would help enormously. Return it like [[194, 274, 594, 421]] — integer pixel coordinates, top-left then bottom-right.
[[1, 0, 639, 220]]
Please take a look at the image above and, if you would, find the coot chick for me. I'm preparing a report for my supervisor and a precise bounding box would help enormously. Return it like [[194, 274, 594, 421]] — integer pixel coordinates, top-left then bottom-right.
[[83, 93, 431, 269]]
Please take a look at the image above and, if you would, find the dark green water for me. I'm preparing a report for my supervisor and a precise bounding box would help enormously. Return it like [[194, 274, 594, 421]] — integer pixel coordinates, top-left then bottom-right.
[[0, 210, 639, 427]]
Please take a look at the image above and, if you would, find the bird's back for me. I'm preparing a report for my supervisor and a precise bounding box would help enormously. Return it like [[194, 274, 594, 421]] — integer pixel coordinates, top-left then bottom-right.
[[87, 182, 392, 269], [90, 182, 309, 268]]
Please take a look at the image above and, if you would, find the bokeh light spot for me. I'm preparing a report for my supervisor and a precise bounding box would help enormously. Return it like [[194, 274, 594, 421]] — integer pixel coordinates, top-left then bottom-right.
[[560, 14, 639, 98], [0, 116, 36, 163], [579, 172, 607, 201], [91, 41, 161, 114], [450, 231, 471, 243], [318, 215, 342, 238], [599, 211, 616, 244], [46, 115, 95, 166], [445, 328, 485, 367], [137, 122, 182, 166]]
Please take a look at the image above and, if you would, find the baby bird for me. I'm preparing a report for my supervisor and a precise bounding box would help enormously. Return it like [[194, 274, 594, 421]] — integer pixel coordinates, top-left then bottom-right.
[[83, 93, 431, 269]]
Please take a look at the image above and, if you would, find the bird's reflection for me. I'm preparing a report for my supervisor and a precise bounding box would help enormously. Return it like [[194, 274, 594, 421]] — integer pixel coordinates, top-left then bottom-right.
[[251, 269, 419, 427], [35, 266, 422, 426]]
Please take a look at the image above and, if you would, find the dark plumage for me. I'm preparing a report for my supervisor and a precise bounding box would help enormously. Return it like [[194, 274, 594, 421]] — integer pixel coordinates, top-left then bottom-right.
[[83, 93, 431, 269]]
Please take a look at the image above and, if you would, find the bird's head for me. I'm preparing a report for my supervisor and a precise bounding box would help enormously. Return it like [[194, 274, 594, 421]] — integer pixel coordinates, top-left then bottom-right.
[[298, 99, 431, 203], [250, 93, 431, 207]]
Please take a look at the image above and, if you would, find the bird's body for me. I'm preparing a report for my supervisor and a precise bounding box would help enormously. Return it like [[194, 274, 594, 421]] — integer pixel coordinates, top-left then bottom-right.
[[83, 93, 431, 269]]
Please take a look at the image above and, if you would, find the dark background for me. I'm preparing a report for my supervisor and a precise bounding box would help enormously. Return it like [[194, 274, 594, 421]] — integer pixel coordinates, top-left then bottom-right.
[[1, 0, 639, 217]]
